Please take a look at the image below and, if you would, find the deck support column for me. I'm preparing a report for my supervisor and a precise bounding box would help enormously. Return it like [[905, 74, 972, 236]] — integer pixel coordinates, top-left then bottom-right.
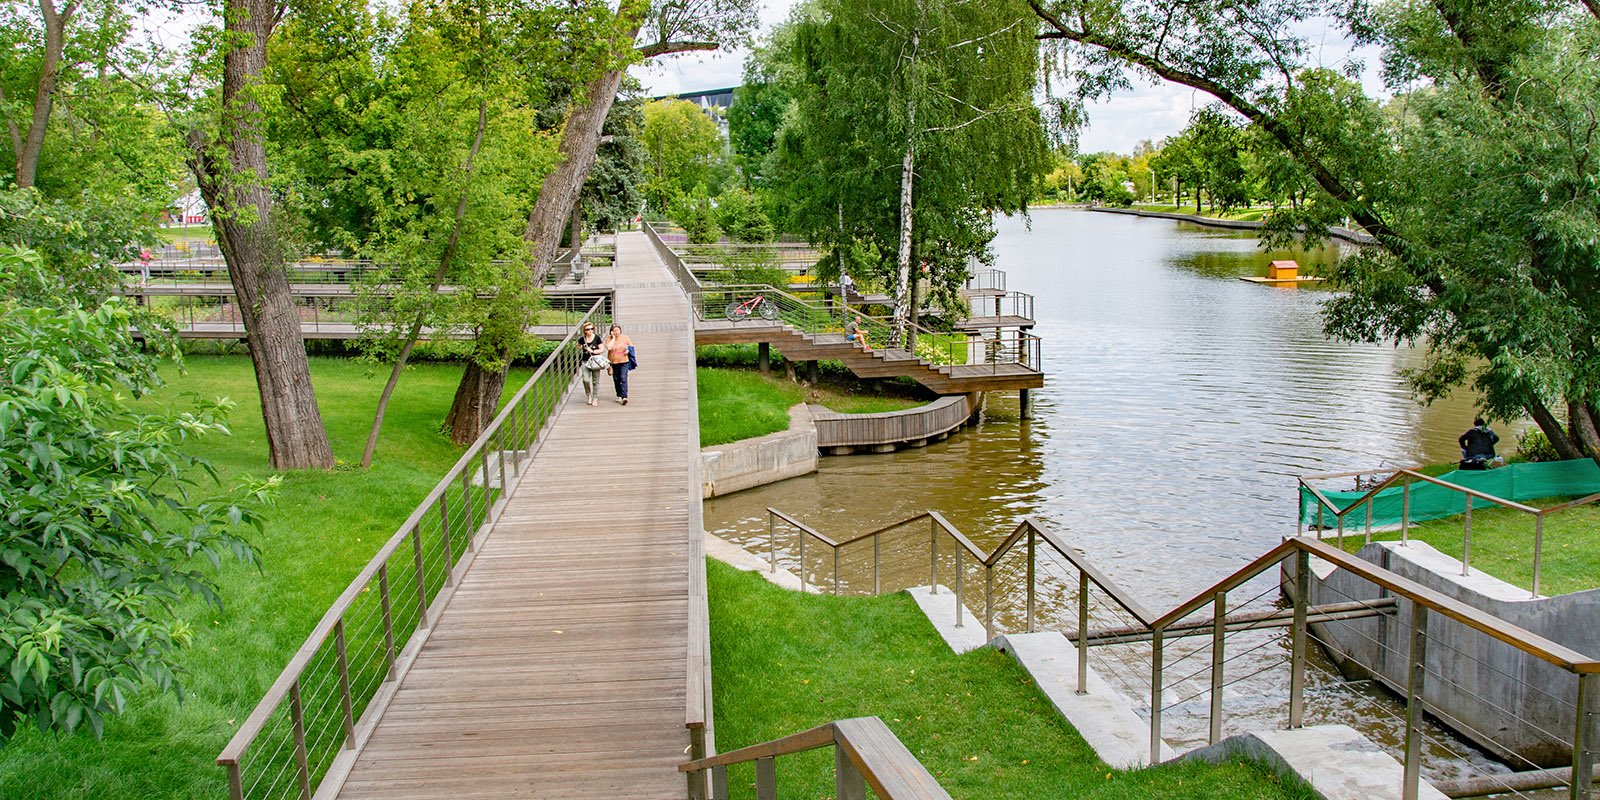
[[806, 360, 819, 384], [758, 342, 770, 375], [1019, 388, 1032, 419]]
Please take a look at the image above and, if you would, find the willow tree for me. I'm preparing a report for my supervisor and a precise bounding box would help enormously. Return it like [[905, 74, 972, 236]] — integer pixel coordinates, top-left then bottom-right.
[[771, 0, 1050, 347], [1026, 0, 1600, 462]]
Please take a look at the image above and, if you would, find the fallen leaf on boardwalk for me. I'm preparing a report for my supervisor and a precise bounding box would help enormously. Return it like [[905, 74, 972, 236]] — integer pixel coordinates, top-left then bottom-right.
[[552, 630, 563, 634]]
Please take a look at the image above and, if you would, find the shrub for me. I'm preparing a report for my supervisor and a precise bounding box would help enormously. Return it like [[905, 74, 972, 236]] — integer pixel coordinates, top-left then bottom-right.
[[1516, 428, 1562, 462], [714, 187, 775, 243], [670, 186, 721, 244]]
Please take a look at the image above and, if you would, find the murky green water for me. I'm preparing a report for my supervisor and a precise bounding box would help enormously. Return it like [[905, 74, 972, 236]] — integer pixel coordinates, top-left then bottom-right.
[[707, 209, 1511, 778]]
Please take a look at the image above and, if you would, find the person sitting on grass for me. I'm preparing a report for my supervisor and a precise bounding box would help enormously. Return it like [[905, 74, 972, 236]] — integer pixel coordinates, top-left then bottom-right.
[[1458, 417, 1501, 470]]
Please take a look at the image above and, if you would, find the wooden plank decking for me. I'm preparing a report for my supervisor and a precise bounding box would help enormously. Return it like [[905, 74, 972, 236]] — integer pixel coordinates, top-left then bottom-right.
[[334, 233, 698, 800]]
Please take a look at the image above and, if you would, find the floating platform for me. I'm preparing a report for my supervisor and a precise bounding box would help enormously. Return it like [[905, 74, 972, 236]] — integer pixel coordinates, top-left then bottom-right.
[[1239, 275, 1327, 285]]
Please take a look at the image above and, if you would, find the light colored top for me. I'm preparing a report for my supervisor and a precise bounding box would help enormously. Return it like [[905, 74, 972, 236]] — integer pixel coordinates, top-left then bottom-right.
[[605, 333, 632, 364]]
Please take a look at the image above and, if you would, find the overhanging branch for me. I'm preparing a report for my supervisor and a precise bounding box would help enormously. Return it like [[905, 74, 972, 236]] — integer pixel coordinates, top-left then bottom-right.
[[635, 40, 718, 58]]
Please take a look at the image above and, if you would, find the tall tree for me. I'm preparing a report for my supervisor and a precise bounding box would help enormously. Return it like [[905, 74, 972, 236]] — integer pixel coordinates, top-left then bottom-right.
[[444, 0, 758, 443], [773, 0, 1051, 345], [640, 97, 725, 212], [1027, 0, 1600, 463], [188, 0, 335, 469]]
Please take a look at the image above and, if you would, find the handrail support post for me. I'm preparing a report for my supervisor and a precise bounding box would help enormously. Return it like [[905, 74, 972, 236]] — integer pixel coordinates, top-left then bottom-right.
[[1077, 569, 1089, 695], [1150, 626, 1165, 765], [1289, 548, 1309, 729], [755, 756, 777, 800], [1533, 515, 1545, 599], [1573, 672, 1596, 800], [1462, 496, 1473, 576], [1403, 603, 1428, 800], [1210, 591, 1226, 745], [836, 744, 866, 800], [1026, 529, 1036, 633]]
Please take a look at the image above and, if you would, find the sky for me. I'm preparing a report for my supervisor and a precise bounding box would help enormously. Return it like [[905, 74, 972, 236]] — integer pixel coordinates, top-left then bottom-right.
[[631, 3, 1386, 155]]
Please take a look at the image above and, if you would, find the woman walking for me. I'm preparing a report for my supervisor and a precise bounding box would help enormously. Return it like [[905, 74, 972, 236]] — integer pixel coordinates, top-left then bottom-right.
[[579, 322, 606, 405], [604, 323, 634, 405]]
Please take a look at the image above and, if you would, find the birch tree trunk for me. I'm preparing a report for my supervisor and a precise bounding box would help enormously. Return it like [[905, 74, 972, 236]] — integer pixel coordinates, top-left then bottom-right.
[[191, 0, 334, 470]]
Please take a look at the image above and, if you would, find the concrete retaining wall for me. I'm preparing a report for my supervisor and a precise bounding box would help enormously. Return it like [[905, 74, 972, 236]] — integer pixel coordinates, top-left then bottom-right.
[[1289, 541, 1600, 766], [699, 404, 818, 498], [1089, 206, 1376, 245]]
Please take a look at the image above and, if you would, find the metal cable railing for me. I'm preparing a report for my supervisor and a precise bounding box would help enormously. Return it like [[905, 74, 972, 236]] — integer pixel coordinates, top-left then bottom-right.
[[760, 507, 1600, 800], [215, 299, 609, 800]]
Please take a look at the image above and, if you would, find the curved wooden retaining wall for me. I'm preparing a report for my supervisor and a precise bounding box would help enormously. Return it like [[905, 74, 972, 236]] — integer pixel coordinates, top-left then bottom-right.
[[812, 394, 980, 455]]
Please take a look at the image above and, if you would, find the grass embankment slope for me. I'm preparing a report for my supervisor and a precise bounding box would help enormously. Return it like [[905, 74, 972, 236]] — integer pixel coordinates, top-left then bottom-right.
[[698, 365, 925, 446], [1126, 203, 1268, 222], [708, 561, 1314, 800], [0, 355, 525, 800], [1339, 502, 1600, 596]]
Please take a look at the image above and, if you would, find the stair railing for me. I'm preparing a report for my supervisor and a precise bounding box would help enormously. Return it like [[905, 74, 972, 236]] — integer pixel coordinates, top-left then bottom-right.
[[678, 717, 952, 800], [762, 508, 1600, 800]]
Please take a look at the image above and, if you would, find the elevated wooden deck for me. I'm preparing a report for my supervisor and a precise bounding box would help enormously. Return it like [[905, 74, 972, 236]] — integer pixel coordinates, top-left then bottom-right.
[[331, 233, 701, 799]]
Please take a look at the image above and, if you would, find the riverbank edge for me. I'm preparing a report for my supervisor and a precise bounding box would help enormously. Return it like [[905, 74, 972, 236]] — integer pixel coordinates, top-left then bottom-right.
[[1087, 206, 1377, 246], [700, 403, 818, 498], [1291, 540, 1600, 768], [701, 534, 1411, 800]]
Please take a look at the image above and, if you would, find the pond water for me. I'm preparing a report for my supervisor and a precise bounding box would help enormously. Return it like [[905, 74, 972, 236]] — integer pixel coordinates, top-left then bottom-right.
[[705, 209, 1510, 777]]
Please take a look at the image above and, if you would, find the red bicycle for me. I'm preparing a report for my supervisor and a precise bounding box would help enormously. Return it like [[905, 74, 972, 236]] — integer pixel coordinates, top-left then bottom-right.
[[725, 292, 778, 321]]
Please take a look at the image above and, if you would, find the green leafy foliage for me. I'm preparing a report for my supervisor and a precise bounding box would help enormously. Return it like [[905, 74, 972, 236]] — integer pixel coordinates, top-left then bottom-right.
[[671, 186, 722, 244], [713, 186, 774, 243], [0, 248, 270, 740], [641, 98, 728, 214]]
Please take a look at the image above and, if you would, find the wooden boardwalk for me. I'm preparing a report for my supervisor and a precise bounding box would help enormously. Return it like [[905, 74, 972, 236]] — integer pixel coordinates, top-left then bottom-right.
[[334, 233, 699, 800]]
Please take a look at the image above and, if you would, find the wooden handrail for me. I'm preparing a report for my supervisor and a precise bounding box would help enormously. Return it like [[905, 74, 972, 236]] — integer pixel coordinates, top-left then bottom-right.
[[217, 299, 607, 767], [927, 510, 990, 562], [1539, 491, 1600, 516], [768, 506, 840, 548], [678, 717, 954, 800], [832, 513, 934, 549], [1301, 467, 1540, 520]]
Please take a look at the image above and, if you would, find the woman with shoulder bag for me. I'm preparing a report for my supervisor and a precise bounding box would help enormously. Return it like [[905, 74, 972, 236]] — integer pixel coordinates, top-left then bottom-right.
[[579, 322, 607, 406], [604, 323, 634, 405]]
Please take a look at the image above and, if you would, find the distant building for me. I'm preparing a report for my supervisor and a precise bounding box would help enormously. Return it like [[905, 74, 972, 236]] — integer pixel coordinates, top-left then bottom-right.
[[169, 190, 209, 225], [648, 86, 737, 135]]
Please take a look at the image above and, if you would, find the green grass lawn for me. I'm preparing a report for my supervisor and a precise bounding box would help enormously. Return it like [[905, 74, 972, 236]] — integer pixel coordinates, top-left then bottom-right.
[[698, 366, 926, 446], [0, 355, 528, 800], [707, 561, 1315, 800], [1338, 501, 1600, 596]]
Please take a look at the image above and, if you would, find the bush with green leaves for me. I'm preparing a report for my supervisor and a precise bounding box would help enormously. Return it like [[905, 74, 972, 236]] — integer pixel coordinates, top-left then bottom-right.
[[0, 248, 271, 739], [670, 187, 722, 244], [713, 187, 775, 243], [1516, 428, 1561, 463]]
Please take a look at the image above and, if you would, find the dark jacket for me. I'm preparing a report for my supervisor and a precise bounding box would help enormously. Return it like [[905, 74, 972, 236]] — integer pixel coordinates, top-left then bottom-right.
[[1459, 425, 1499, 459]]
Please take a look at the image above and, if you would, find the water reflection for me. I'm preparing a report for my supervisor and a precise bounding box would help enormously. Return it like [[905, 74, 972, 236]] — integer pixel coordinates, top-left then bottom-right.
[[706, 209, 1507, 776]]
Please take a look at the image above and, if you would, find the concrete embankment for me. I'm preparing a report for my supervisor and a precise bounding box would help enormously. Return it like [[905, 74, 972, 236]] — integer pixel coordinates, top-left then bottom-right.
[[1291, 541, 1600, 767], [699, 404, 818, 498], [1089, 206, 1377, 245]]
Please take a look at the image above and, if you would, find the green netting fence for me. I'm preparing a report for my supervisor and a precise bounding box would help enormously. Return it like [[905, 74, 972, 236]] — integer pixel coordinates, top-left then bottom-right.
[[1299, 459, 1600, 528]]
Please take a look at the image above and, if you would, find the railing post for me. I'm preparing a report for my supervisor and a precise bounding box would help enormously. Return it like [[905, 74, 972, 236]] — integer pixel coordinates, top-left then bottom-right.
[[1403, 603, 1428, 800], [1289, 548, 1309, 729], [1533, 514, 1545, 599], [711, 766, 728, 800], [954, 548, 965, 628], [1150, 626, 1165, 765], [1077, 569, 1089, 695], [833, 547, 840, 597], [836, 744, 866, 800], [1297, 484, 1305, 537], [290, 681, 313, 800], [929, 518, 938, 593], [334, 619, 356, 749], [1316, 502, 1324, 535], [983, 564, 994, 643], [1210, 591, 1226, 745], [768, 513, 777, 573], [440, 498, 455, 586], [1574, 672, 1596, 800], [1026, 529, 1036, 633], [225, 763, 243, 800], [1402, 480, 1412, 544], [378, 564, 397, 679], [688, 727, 709, 800], [1462, 495, 1473, 576], [411, 525, 429, 628], [1365, 498, 1374, 545], [1336, 515, 1344, 549], [873, 534, 881, 595], [799, 530, 807, 593], [755, 756, 777, 800]]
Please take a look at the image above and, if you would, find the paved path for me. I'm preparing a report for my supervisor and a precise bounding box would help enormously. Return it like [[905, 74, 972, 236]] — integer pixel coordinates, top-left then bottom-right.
[[335, 233, 697, 799]]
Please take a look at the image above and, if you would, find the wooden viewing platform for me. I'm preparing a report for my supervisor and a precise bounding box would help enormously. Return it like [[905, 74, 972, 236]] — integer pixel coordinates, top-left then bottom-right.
[[323, 233, 705, 799]]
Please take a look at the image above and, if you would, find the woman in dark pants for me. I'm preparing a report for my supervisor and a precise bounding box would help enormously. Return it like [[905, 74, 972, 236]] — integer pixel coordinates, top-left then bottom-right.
[[604, 323, 633, 405]]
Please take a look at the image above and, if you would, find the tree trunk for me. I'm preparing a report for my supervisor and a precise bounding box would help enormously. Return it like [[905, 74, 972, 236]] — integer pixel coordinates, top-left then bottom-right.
[[1568, 400, 1600, 462], [1526, 396, 1585, 461], [16, 0, 76, 188], [443, 360, 507, 446], [362, 101, 489, 468], [567, 203, 583, 249], [190, 0, 334, 470], [525, 63, 632, 283]]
